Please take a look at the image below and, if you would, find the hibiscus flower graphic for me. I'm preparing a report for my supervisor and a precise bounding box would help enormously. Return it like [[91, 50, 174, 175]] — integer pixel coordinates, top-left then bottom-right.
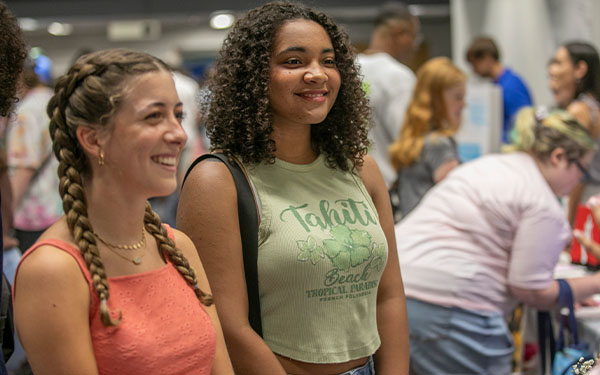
[[323, 225, 372, 271], [296, 236, 325, 265], [370, 242, 386, 272]]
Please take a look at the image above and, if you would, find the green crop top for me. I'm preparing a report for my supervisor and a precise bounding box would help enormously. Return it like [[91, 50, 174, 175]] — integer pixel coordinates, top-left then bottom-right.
[[243, 154, 388, 364]]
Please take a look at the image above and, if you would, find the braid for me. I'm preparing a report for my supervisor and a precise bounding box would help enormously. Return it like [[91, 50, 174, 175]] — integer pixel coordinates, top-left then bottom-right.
[[49, 72, 121, 326], [143, 203, 213, 306]]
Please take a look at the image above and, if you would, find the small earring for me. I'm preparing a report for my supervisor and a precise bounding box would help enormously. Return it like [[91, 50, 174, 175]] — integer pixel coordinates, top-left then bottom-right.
[[98, 151, 105, 166]]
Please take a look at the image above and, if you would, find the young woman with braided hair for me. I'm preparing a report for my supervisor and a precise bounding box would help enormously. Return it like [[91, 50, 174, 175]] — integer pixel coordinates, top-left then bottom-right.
[[12, 49, 233, 374]]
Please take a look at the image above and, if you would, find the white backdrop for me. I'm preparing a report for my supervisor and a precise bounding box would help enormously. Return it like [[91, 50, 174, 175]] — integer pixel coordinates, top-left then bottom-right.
[[451, 0, 600, 107]]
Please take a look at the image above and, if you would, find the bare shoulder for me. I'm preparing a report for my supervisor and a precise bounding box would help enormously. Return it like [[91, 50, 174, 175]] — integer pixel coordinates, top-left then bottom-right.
[[14, 234, 96, 374], [15, 243, 89, 302], [172, 227, 192, 245], [180, 156, 236, 198], [356, 154, 385, 194], [17, 217, 83, 289], [177, 155, 239, 236], [357, 154, 380, 173], [172, 229, 197, 258], [568, 101, 592, 128], [568, 100, 590, 115]]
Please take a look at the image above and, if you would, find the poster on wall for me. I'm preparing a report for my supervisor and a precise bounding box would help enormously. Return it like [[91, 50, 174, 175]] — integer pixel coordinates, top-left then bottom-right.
[[454, 83, 503, 161]]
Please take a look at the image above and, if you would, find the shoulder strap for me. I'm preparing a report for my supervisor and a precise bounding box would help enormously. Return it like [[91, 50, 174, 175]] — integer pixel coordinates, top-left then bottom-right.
[[182, 153, 262, 337], [556, 279, 579, 349], [538, 310, 556, 373]]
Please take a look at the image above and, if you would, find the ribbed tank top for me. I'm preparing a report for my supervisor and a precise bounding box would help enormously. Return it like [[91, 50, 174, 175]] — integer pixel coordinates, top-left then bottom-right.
[[243, 154, 388, 363], [14, 225, 216, 375]]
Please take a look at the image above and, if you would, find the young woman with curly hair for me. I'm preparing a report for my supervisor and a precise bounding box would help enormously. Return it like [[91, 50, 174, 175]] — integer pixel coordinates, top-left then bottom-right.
[[12, 49, 233, 374], [388, 57, 466, 218], [177, 2, 408, 374]]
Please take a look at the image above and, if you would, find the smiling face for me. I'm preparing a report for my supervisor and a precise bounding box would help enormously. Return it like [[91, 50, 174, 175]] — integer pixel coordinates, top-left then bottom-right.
[[100, 69, 187, 198], [548, 47, 577, 108], [268, 19, 341, 130], [443, 82, 466, 129]]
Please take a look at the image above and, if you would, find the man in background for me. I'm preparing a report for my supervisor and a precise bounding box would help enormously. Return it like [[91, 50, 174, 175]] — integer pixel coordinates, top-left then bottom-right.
[[357, 2, 418, 188], [466, 36, 533, 143]]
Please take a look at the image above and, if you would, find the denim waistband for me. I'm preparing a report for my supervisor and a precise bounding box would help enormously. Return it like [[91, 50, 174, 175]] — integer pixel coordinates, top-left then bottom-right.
[[338, 356, 374, 375]]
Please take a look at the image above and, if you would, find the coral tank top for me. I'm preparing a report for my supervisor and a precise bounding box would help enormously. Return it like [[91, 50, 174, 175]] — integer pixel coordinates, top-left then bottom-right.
[[15, 225, 216, 374]]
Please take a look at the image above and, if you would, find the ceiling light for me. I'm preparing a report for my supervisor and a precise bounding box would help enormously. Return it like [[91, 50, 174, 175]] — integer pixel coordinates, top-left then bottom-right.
[[47, 22, 73, 36], [18, 18, 39, 31], [107, 20, 161, 41], [210, 12, 234, 30]]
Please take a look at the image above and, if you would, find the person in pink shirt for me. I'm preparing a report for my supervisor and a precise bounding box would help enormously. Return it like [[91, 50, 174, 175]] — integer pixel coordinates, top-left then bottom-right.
[[396, 107, 600, 374], [12, 49, 233, 375]]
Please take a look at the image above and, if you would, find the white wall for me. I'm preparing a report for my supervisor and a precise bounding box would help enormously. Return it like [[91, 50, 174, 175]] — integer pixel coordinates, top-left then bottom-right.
[[451, 0, 600, 107]]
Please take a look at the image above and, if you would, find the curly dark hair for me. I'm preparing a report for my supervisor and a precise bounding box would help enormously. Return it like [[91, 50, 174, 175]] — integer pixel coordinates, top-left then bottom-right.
[[206, 1, 370, 171], [0, 1, 27, 116]]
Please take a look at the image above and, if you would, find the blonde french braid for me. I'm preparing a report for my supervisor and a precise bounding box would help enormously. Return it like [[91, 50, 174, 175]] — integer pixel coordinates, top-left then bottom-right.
[[48, 64, 121, 326], [143, 203, 213, 306]]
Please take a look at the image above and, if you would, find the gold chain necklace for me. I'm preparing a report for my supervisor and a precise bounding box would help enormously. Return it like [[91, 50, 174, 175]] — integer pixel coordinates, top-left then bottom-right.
[[93, 227, 146, 250], [92, 227, 146, 266], [103, 245, 146, 265]]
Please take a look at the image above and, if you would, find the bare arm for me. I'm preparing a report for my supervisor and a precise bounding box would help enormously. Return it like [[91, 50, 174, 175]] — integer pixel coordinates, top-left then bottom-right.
[[568, 101, 598, 137], [512, 199, 600, 309], [176, 161, 286, 375], [10, 167, 34, 211], [173, 229, 234, 375], [510, 274, 600, 311], [14, 245, 98, 375], [432, 159, 459, 184], [358, 155, 409, 374]]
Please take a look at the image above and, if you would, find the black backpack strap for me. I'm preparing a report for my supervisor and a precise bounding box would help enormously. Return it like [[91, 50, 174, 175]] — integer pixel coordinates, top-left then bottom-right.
[[538, 310, 556, 374], [556, 279, 579, 349], [182, 153, 263, 337]]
